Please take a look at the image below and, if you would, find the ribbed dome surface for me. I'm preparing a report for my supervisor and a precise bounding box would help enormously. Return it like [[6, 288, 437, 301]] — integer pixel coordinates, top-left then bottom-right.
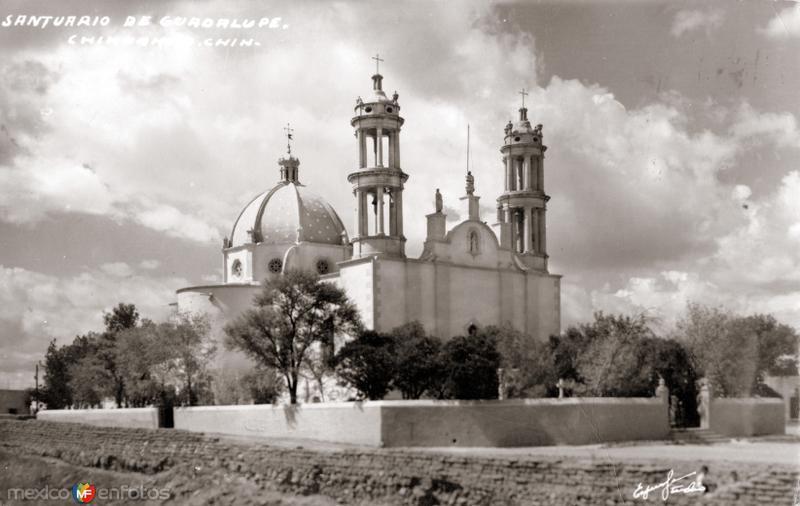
[[230, 182, 347, 247]]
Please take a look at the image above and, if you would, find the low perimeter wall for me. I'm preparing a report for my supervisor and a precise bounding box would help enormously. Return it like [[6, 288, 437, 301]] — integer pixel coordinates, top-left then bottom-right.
[[174, 398, 670, 447], [174, 403, 383, 446], [37, 407, 159, 429], [708, 398, 785, 437]]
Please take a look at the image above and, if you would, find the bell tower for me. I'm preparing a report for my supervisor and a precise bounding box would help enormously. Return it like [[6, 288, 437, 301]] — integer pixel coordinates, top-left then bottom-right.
[[348, 55, 408, 258], [495, 89, 550, 272]]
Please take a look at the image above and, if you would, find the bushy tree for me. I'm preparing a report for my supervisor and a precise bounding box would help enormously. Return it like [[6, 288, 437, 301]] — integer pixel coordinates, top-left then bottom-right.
[[676, 303, 758, 397], [225, 270, 361, 404], [391, 322, 443, 399], [437, 333, 501, 400], [115, 321, 171, 407], [41, 334, 99, 409], [332, 330, 396, 400], [41, 340, 73, 409], [244, 366, 284, 404], [98, 302, 141, 407], [483, 324, 554, 398], [68, 355, 112, 408], [116, 316, 216, 407], [735, 313, 798, 380], [548, 326, 594, 385], [577, 313, 657, 396]]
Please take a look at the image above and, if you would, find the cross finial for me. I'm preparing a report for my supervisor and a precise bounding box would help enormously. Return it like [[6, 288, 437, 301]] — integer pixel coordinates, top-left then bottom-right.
[[372, 53, 384, 74], [519, 88, 529, 108], [283, 123, 294, 155]]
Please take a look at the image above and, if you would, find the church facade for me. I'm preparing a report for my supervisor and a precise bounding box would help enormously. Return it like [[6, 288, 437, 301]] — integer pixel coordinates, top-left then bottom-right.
[[176, 69, 561, 369]]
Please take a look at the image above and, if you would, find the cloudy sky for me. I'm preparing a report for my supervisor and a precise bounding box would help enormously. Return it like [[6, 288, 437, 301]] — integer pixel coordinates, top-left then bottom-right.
[[1, 0, 799, 388]]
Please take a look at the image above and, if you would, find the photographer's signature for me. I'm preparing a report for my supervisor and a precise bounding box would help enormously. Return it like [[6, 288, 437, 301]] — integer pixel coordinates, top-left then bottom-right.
[[633, 469, 705, 501]]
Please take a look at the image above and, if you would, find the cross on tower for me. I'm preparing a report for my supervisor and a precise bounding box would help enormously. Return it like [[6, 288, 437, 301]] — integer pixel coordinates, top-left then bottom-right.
[[519, 88, 529, 108], [283, 123, 294, 155], [372, 53, 384, 74]]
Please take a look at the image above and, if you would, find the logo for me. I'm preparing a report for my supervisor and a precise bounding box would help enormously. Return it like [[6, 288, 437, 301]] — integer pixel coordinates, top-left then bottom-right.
[[71, 482, 96, 503]]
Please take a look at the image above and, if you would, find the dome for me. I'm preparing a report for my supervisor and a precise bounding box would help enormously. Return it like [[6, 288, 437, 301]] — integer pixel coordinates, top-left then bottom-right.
[[230, 182, 347, 248]]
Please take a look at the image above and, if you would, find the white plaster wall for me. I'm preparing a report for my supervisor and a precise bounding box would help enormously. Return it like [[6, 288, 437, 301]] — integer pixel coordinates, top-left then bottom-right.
[[174, 403, 382, 446], [363, 257, 560, 340], [177, 285, 261, 370], [37, 407, 159, 429], [709, 398, 785, 437], [334, 259, 375, 330]]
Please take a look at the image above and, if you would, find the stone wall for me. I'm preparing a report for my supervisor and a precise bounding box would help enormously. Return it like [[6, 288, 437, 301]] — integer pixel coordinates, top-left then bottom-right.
[[1, 420, 796, 505], [37, 407, 159, 429]]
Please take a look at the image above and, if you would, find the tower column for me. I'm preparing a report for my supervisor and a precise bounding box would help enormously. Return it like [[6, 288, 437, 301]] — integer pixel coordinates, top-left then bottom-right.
[[506, 156, 513, 191], [377, 186, 385, 235], [353, 190, 361, 239], [357, 130, 365, 168], [539, 208, 546, 253], [377, 128, 384, 167], [537, 156, 544, 191], [361, 190, 369, 236], [524, 207, 533, 252], [523, 157, 530, 190], [528, 156, 535, 190], [532, 207, 540, 252], [387, 132, 394, 167], [394, 132, 400, 168], [388, 190, 396, 236], [395, 189, 403, 237]]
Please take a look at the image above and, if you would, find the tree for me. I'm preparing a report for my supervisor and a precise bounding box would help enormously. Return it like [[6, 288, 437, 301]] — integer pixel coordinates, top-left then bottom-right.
[[577, 313, 657, 396], [41, 340, 73, 409], [548, 325, 594, 385], [116, 316, 216, 407], [224, 270, 362, 404], [676, 303, 758, 397], [40, 334, 99, 409], [332, 330, 396, 400], [103, 303, 140, 333], [99, 302, 141, 407], [391, 322, 444, 399], [734, 314, 799, 381], [437, 333, 501, 400], [244, 366, 284, 404], [483, 324, 554, 398], [159, 315, 216, 406], [68, 355, 112, 408], [115, 322, 170, 407]]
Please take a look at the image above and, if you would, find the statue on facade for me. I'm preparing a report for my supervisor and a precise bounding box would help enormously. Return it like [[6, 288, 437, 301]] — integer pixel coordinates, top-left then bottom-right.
[[505, 121, 512, 136], [435, 188, 443, 213], [392, 91, 399, 103], [534, 123, 543, 135], [466, 171, 475, 195]]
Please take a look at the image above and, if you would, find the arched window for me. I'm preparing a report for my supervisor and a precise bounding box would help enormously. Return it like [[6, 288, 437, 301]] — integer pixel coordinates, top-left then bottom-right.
[[468, 230, 480, 255], [231, 259, 243, 278]]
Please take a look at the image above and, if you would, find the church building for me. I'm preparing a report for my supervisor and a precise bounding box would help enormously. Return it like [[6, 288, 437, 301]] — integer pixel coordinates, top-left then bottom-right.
[[176, 67, 561, 371]]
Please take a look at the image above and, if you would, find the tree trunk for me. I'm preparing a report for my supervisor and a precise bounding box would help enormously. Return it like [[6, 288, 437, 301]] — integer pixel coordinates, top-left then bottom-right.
[[288, 372, 298, 404]]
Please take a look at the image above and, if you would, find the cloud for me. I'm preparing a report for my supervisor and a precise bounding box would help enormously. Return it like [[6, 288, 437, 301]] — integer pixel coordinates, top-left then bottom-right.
[[568, 171, 800, 332], [761, 4, 800, 38], [0, 264, 187, 389], [139, 259, 161, 270], [671, 9, 724, 38], [99, 262, 133, 277]]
